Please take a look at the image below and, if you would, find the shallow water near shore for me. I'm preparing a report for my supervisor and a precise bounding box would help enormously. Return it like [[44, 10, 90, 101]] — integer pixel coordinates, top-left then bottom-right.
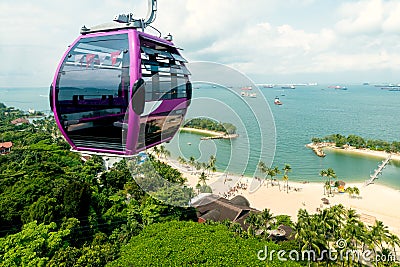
[[1, 85, 400, 189], [167, 84, 400, 190]]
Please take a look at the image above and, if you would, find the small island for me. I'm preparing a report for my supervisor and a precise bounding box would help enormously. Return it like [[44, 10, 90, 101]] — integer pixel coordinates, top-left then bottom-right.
[[181, 118, 239, 140], [307, 133, 400, 161]]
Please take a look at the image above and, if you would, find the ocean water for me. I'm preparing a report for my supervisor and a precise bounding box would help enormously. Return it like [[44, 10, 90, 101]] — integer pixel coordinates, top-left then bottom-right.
[[0, 87, 50, 113], [167, 84, 400, 190], [1, 85, 400, 189]]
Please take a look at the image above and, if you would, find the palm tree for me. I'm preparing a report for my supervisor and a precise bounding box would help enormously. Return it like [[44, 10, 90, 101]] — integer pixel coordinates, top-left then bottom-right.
[[152, 146, 160, 158], [342, 209, 363, 254], [352, 186, 360, 198], [201, 162, 208, 173], [159, 145, 170, 159], [320, 169, 328, 195], [177, 156, 186, 166], [282, 175, 289, 194], [259, 208, 274, 232], [326, 168, 337, 196], [387, 233, 400, 260], [209, 155, 216, 168], [282, 164, 292, 194], [258, 161, 267, 174], [258, 161, 268, 186], [371, 220, 390, 252], [244, 212, 260, 237], [272, 166, 281, 190], [195, 183, 201, 194], [345, 187, 354, 198], [198, 171, 208, 186], [189, 156, 196, 171], [295, 209, 324, 266], [194, 161, 201, 173]]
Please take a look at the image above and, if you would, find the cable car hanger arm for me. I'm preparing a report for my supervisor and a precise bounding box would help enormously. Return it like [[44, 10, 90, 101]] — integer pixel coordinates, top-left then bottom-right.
[[80, 0, 158, 34]]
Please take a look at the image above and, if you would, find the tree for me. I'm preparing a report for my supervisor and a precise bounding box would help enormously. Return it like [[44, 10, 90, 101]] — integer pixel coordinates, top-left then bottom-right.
[[198, 171, 208, 186], [282, 164, 292, 194], [387, 233, 400, 260], [265, 166, 280, 188], [0, 221, 70, 266], [244, 212, 260, 237], [345, 187, 354, 198], [352, 186, 360, 198], [319, 169, 328, 195], [188, 156, 196, 171], [177, 156, 186, 166], [371, 220, 390, 252], [152, 146, 160, 158], [259, 208, 274, 233], [108, 221, 301, 267], [320, 168, 337, 197], [257, 161, 268, 186], [208, 155, 217, 176], [158, 145, 170, 159]]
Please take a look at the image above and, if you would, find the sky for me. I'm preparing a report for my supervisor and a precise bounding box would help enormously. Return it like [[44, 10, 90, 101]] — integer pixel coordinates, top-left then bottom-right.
[[1, 0, 400, 87]]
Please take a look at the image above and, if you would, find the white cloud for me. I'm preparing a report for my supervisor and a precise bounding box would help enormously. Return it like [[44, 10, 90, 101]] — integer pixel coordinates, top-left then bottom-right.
[[335, 0, 383, 35], [1, 0, 400, 86]]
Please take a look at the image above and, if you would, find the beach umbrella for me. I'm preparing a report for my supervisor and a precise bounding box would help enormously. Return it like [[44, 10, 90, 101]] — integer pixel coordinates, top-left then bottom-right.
[[321, 198, 330, 204]]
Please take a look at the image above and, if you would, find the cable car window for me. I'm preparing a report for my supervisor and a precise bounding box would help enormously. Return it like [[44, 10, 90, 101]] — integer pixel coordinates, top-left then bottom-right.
[[139, 37, 189, 102], [55, 33, 129, 151], [136, 109, 186, 150]]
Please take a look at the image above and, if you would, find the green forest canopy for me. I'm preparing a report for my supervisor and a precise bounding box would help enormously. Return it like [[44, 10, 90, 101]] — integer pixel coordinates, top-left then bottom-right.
[[1, 103, 399, 266], [183, 118, 237, 134], [312, 133, 400, 153]]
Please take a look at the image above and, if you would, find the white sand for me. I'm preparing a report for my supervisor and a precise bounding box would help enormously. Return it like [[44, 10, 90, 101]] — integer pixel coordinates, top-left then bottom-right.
[[167, 158, 400, 236]]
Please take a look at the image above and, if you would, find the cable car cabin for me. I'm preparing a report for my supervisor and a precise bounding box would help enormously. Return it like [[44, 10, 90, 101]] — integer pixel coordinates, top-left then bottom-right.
[[51, 28, 192, 156]]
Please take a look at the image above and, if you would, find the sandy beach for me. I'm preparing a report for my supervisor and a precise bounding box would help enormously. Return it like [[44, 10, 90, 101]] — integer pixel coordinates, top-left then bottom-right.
[[307, 142, 400, 161], [179, 127, 225, 137], [166, 158, 400, 237], [179, 127, 239, 140]]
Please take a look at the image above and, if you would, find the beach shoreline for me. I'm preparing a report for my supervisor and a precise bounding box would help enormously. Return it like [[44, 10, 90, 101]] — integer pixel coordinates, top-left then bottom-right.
[[179, 127, 225, 137], [179, 127, 238, 139], [165, 157, 400, 237], [307, 142, 400, 161]]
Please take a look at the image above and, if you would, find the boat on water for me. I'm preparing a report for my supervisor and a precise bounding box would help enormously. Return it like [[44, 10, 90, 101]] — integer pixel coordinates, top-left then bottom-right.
[[274, 97, 283, 105], [263, 84, 274, 88], [241, 86, 252, 90], [281, 85, 295, 89], [329, 85, 347, 90], [241, 91, 257, 98]]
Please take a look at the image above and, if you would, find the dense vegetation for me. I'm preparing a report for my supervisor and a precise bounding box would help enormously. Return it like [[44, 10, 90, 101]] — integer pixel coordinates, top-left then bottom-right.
[[312, 133, 400, 153], [0, 104, 197, 266], [183, 118, 237, 134], [1, 103, 399, 266], [109, 221, 300, 267]]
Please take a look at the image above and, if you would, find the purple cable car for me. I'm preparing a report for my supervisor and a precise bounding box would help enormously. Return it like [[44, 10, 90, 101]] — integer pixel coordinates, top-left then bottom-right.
[[50, 1, 192, 156]]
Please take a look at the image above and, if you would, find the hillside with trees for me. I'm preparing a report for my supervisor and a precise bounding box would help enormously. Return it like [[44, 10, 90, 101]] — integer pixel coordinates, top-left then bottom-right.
[[0, 103, 399, 266]]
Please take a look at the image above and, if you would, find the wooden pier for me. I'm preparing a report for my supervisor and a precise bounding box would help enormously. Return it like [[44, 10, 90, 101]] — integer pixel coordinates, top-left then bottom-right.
[[364, 155, 392, 186]]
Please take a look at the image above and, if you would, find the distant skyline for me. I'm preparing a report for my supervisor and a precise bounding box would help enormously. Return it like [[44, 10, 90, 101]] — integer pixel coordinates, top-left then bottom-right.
[[2, 0, 400, 87]]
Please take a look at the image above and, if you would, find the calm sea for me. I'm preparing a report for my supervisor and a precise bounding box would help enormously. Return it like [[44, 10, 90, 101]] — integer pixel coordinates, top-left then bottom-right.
[[1, 85, 399, 189]]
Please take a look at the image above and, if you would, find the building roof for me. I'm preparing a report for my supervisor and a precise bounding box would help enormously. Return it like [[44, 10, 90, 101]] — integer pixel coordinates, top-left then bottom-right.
[[230, 195, 251, 207], [0, 142, 13, 149], [191, 194, 259, 229], [11, 118, 29, 125], [268, 224, 295, 241]]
